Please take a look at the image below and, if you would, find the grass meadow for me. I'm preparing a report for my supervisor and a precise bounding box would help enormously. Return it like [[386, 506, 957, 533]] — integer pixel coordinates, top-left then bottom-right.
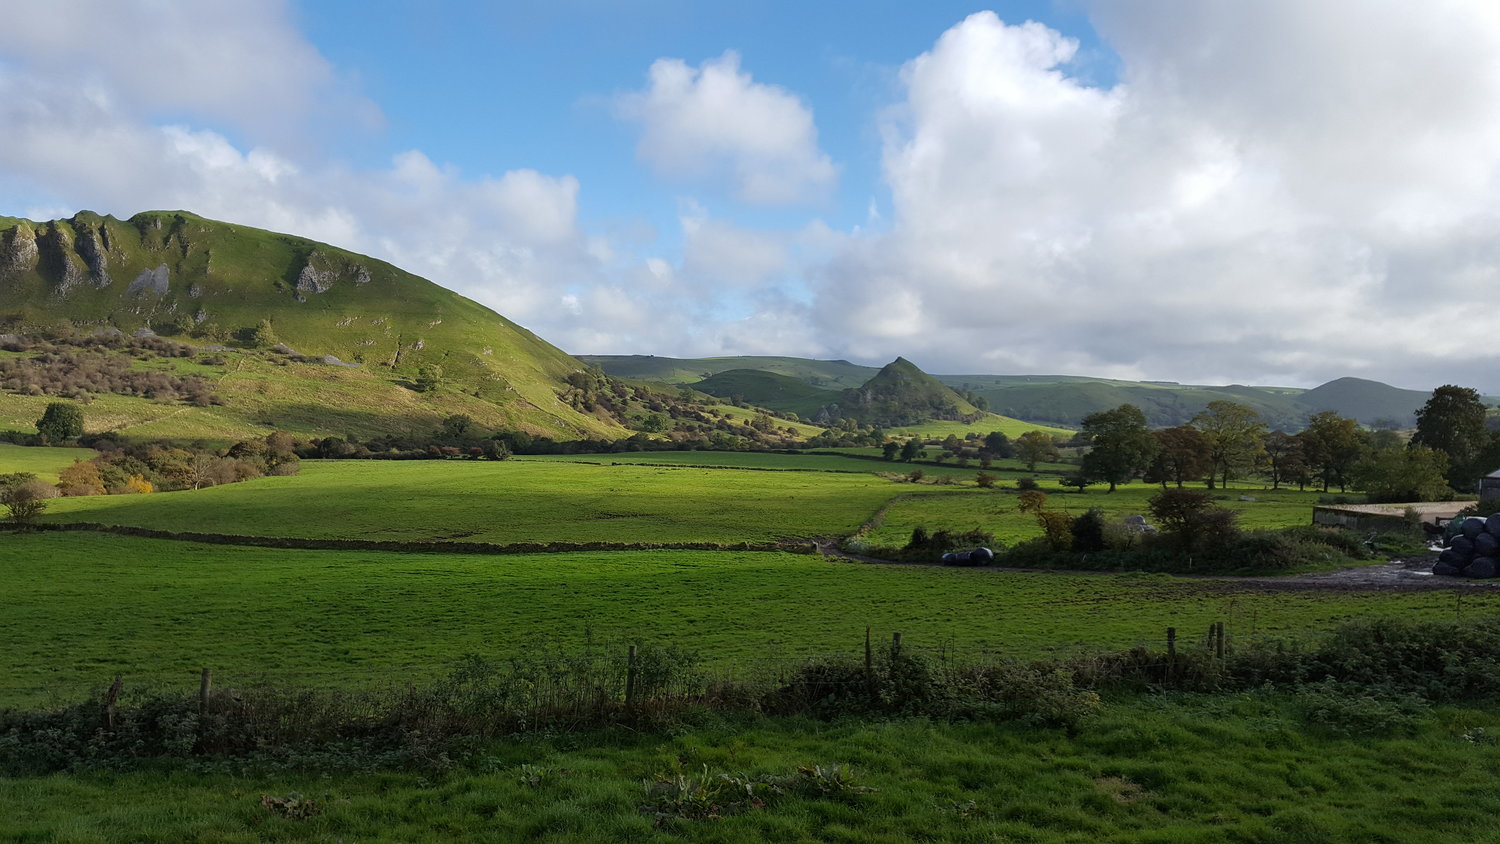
[[40, 459, 907, 545], [3, 700, 1498, 842], [862, 482, 1333, 547], [3, 531, 1486, 707], [0, 442, 97, 482], [7, 447, 1496, 842]]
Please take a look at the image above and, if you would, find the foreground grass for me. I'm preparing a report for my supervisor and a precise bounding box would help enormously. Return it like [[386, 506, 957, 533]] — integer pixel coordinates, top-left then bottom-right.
[[42, 459, 905, 545], [3, 698, 1497, 842], [3, 532, 1487, 706]]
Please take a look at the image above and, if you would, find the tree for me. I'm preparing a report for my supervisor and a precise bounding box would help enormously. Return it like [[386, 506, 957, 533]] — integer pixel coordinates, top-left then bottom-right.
[[1191, 401, 1267, 489], [57, 459, 105, 496], [1298, 411, 1368, 492], [35, 401, 83, 444], [0, 472, 56, 523], [881, 441, 901, 461], [899, 438, 923, 462], [413, 364, 443, 393], [250, 319, 278, 347], [441, 413, 474, 438], [1261, 430, 1306, 490], [983, 431, 1014, 458], [1078, 405, 1157, 492], [1015, 430, 1059, 471], [1412, 385, 1489, 490], [1148, 487, 1239, 552], [1144, 425, 1210, 488], [1353, 445, 1451, 503]]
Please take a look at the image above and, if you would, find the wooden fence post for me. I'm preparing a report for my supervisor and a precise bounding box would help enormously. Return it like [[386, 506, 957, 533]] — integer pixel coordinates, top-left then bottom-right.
[[1214, 621, 1226, 659], [891, 631, 903, 659], [864, 627, 874, 693], [624, 644, 638, 711], [1166, 627, 1176, 658], [199, 668, 213, 717], [104, 675, 123, 730]]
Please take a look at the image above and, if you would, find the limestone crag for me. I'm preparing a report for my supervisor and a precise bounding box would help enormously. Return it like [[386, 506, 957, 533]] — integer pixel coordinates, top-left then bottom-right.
[[0, 225, 38, 276], [39, 223, 86, 295], [294, 250, 372, 299], [74, 223, 113, 288], [126, 263, 170, 297]]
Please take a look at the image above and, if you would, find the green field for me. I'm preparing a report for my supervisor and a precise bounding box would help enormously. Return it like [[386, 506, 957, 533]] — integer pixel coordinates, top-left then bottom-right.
[[42, 459, 904, 545], [863, 482, 1331, 548], [3, 531, 1486, 707], [0, 442, 97, 481], [4, 701, 1498, 842]]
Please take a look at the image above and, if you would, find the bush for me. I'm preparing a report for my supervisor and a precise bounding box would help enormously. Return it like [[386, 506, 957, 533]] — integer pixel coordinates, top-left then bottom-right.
[[1015, 477, 1039, 491], [0, 472, 56, 523], [1071, 509, 1106, 553], [1148, 488, 1239, 552]]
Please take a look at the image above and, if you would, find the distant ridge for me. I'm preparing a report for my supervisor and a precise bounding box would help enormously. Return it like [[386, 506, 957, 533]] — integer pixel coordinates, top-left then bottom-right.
[[587, 354, 1453, 430]]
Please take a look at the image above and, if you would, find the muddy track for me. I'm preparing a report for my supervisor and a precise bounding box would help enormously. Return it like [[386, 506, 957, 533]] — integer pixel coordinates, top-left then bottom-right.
[[813, 541, 1495, 593]]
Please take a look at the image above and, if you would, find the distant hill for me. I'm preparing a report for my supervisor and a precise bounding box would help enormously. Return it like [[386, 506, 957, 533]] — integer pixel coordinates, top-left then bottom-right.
[[580, 354, 879, 389], [0, 210, 627, 440], [691, 369, 839, 418], [829, 357, 982, 428], [588, 354, 1449, 430]]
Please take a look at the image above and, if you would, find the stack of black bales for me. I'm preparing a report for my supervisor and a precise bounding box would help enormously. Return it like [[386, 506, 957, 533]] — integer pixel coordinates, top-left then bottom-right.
[[1435, 515, 1500, 578]]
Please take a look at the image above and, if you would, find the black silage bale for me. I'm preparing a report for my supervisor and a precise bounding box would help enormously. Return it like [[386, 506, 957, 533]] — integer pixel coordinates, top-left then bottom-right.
[[1432, 561, 1462, 577], [1439, 548, 1467, 566], [1486, 513, 1500, 537], [1450, 535, 1476, 557], [1466, 557, 1498, 579], [1463, 517, 1487, 540], [1476, 532, 1500, 557]]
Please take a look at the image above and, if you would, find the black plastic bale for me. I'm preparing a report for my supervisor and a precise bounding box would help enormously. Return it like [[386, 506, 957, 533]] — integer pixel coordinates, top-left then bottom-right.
[[1433, 561, 1462, 577], [941, 552, 961, 565], [1450, 535, 1476, 557], [1466, 557, 1499, 579], [970, 546, 994, 565], [1439, 548, 1468, 566], [1476, 532, 1500, 557], [1463, 517, 1488, 540], [1487, 513, 1500, 537]]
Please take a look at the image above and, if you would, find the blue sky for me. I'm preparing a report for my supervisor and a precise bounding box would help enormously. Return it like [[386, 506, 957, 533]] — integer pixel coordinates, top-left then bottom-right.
[[4, 2, 1500, 392]]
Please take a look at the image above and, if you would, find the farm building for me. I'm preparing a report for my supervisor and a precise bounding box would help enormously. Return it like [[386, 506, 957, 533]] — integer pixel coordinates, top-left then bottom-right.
[[1312, 501, 1469, 532]]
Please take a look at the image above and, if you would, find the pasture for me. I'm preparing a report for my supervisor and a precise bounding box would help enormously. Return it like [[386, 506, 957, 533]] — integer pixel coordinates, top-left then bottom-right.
[[862, 482, 1333, 548], [41, 459, 906, 545], [4, 701, 1499, 842], [0, 442, 97, 481], [3, 531, 1487, 707]]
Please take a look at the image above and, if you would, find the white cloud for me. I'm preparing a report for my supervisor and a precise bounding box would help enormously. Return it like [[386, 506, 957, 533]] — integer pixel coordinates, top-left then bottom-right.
[[806, 5, 1500, 391], [616, 51, 837, 205]]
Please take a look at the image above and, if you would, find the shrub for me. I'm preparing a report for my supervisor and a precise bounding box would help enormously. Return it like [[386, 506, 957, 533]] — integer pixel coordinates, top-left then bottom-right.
[[1071, 509, 1106, 553], [974, 472, 997, 488], [1148, 488, 1239, 552], [1015, 477, 1039, 491], [0, 472, 56, 523]]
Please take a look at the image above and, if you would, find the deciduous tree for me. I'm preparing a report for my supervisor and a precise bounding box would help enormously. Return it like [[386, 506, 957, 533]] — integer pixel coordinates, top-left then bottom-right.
[[1412, 385, 1489, 490], [1079, 404, 1157, 492], [1298, 411, 1368, 493], [1191, 401, 1267, 489], [1015, 430, 1059, 471]]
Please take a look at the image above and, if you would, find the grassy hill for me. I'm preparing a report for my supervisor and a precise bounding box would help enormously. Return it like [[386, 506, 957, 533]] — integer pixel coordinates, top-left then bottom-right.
[[581, 354, 879, 389], [0, 211, 627, 440], [691, 368, 840, 418], [586, 354, 1451, 430], [833, 357, 981, 427]]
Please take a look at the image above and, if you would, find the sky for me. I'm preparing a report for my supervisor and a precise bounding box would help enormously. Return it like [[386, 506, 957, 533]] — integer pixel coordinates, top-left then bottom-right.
[[4, 1, 1500, 392]]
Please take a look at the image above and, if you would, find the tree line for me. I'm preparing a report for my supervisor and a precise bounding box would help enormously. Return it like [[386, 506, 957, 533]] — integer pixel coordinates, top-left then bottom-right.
[[1067, 386, 1495, 501]]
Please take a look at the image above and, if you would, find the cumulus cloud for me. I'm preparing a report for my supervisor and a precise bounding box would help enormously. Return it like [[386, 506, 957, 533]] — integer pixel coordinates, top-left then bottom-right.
[[616, 51, 837, 205], [809, 5, 1500, 391]]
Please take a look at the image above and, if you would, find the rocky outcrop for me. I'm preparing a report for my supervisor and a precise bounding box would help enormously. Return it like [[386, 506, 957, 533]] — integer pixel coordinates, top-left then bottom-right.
[[73, 222, 112, 287], [38, 223, 86, 295], [126, 264, 171, 297], [0, 224, 39, 276], [294, 251, 372, 299]]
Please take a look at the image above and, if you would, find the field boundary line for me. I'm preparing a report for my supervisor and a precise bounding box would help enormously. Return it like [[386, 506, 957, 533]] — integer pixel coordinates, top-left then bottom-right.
[[20, 522, 820, 556]]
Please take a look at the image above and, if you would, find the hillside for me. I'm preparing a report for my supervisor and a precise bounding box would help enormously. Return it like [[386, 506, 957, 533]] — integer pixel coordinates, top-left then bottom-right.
[[0, 210, 627, 440], [691, 368, 839, 418], [587, 354, 1450, 430], [831, 357, 982, 427], [581, 354, 879, 389]]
